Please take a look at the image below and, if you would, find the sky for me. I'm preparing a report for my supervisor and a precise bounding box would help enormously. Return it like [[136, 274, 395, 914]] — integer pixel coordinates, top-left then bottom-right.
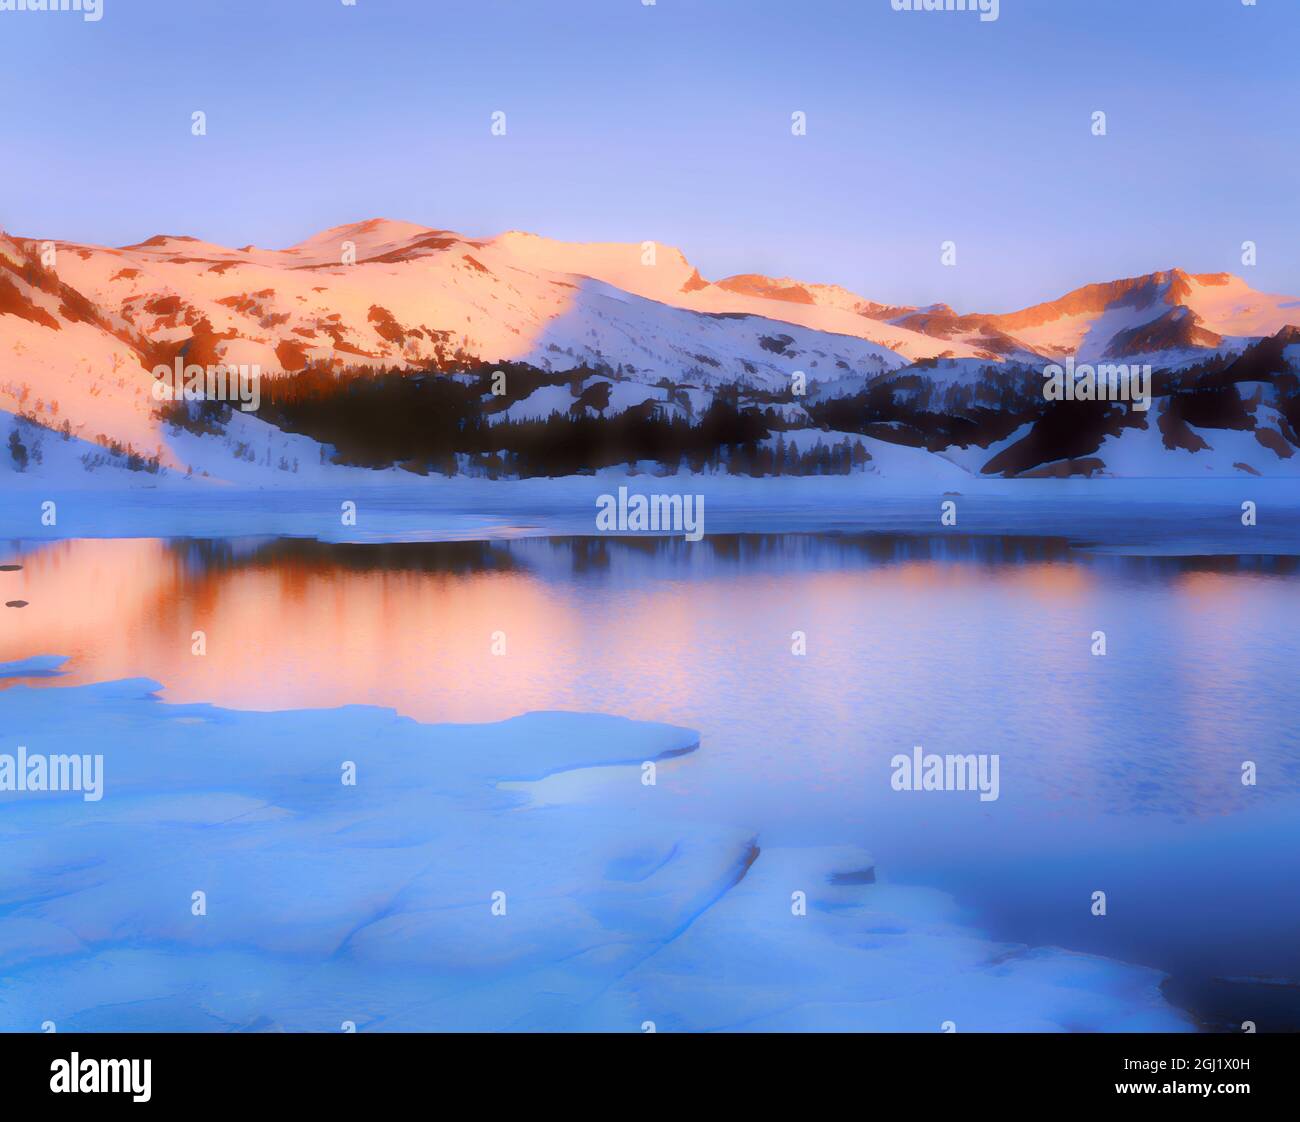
[[1, 0, 1296, 312]]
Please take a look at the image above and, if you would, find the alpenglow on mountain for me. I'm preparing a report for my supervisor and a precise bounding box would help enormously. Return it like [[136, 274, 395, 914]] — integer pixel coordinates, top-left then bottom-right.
[[2, 218, 1298, 480]]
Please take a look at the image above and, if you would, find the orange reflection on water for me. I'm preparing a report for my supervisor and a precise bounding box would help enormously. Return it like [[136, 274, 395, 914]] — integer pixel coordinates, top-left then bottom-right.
[[0, 540, 1104, 722], [2, 539, 581, 722]]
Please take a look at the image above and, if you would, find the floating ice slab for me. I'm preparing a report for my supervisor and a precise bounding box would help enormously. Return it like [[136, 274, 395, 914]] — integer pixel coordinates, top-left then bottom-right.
[[0, 673, 1188, 1032], [594, 846, 1187, 1032], [0, 654, 70, 679]]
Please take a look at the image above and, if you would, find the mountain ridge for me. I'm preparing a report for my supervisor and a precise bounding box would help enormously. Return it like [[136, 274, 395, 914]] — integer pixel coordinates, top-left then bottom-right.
[[2, 219, 1298, 480], [14, 217, 1297, 366]]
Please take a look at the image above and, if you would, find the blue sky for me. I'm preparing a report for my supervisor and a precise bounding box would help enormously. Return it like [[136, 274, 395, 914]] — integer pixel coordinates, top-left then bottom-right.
[[2, 0, 1295, 310]]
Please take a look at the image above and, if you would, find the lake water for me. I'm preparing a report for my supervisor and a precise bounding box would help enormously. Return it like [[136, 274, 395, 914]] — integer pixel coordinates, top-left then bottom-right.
[[3, 530, 1299, 1028]]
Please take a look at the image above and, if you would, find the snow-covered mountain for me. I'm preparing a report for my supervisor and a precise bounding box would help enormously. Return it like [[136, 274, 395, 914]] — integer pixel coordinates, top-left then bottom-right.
[[888, 269, 1300, 364], [2, 219, 1298, 479], [5, 218, 911, 389]]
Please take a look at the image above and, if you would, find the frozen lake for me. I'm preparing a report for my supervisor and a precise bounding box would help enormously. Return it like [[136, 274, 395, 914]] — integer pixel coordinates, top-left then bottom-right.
[[4, 498, 1298, 1028]]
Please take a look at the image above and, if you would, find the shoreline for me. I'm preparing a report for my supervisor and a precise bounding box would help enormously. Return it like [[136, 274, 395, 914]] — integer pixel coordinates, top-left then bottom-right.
[[1, 476, 1298, 555]]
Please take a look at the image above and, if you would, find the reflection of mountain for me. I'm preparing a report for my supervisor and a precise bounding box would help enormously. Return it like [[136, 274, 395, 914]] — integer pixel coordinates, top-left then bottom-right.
[[2, 220, 1299, 479], [173, 537, 524, 577], [167, 534, 1300, 585]]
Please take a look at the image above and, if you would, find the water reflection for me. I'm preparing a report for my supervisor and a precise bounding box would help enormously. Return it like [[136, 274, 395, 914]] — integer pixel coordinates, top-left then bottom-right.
[[2, 532, 1296, 815], [3, 531, 1298, 985]]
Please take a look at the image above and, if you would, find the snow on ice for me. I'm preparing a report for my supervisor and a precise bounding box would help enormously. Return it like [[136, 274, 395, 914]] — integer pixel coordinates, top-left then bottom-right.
[[0, 672, 1188, 1032]]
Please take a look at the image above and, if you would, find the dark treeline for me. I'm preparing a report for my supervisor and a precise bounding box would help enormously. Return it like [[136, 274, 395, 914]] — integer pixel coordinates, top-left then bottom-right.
[[159, 328, 1300, 479], [164, 362, 873, 478], [804, 331, 1300, 474]]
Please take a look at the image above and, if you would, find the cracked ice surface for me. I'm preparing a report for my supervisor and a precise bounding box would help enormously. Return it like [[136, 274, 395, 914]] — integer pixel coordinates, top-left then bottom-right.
[[0, 674, 1188, 1032]]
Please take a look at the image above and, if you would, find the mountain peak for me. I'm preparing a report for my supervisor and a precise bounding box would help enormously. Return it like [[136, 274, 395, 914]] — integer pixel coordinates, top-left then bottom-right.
[[285, 218, 439, 253]]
